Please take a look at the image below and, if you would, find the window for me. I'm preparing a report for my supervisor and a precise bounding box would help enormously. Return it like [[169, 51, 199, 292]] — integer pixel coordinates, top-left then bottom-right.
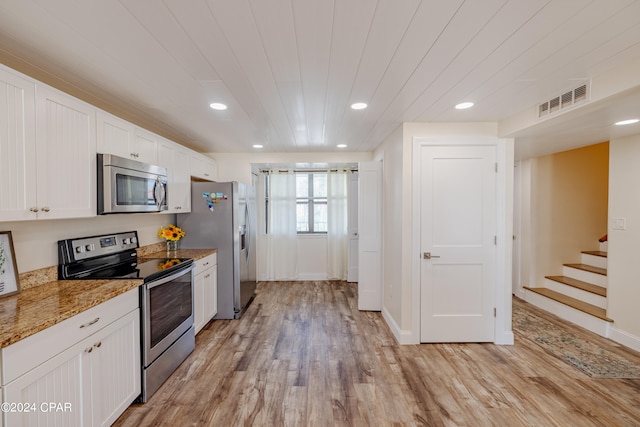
[[264, 171, 333, 234], [296, 173, 327, 233]]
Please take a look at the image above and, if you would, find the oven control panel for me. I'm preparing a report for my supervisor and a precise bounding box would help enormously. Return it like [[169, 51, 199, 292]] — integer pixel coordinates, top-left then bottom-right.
[[59, 231, 139, 262]]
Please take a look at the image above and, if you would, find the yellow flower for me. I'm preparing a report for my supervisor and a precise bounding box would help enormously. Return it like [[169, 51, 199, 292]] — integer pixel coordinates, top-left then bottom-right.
[[158, 224, 185, 241], [158, 259, 181, 270]]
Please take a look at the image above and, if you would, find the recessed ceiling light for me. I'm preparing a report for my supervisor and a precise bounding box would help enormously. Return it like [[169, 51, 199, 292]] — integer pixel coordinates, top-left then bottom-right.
[[252, 144, 263, 148], [614, 119, 639, 126], [350, 102, 367, 110], [455, 102, 474, 110], [337, 144, 347, 148], [209, 102, 227, 110]]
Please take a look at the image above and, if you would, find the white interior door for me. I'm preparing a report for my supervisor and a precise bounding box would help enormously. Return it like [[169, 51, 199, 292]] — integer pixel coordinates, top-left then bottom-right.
[[347, 172, 359, 282], [420, 145, 497, 342]]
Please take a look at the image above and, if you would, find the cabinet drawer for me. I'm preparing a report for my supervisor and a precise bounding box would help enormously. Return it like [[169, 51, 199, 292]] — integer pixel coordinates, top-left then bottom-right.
[[1, 288, 139, 385], [194, 253, 217, 276]]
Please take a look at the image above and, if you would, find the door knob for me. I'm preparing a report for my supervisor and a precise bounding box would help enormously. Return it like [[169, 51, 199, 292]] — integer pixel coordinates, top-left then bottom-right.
[[423, 252, 440, 259]]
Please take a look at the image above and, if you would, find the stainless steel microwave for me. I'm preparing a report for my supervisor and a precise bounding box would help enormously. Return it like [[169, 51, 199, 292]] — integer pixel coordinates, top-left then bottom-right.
[[97, 153, 168, 214]]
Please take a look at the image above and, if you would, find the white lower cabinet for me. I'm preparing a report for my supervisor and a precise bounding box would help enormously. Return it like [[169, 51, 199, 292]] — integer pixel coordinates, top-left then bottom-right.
[[1, 289, 140, 427], [193, 254, 218, 334]]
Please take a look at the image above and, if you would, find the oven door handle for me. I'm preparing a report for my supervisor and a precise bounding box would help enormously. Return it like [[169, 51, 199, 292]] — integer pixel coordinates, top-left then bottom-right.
[[145, 265, 194, 290]]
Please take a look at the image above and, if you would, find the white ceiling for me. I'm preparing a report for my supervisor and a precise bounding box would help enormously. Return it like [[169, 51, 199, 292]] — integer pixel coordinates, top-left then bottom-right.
[[0, 0, 639, 157]]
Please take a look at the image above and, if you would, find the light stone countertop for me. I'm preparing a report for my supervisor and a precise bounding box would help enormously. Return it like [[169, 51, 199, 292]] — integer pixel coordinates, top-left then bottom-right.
[[0, 247, 216, 349]]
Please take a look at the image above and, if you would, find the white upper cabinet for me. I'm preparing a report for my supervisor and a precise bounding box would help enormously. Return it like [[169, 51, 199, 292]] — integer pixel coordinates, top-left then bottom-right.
[[0, 66, 96, 221], [0, 67, 37, 221], [133, 127, 159, 165], [97, 110, 158, 165], [35, 85, 97, 220], [190, 153, 218, 181], [158, 140, 191, 213]]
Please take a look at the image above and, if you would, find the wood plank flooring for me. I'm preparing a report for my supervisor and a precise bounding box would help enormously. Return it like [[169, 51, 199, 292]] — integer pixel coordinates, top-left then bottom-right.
[[113, 281, 640, 426]]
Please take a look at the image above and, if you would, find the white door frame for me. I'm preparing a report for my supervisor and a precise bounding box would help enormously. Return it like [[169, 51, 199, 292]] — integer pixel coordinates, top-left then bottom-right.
[[411, 136, 514, 345]]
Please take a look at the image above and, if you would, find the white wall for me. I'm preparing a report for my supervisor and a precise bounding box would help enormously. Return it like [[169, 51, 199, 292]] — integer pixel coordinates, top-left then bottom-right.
[[1, 214, 174, 273], [374, 126, 403, 329], [607, 133, 640, 348], [296, 235, 328, 280]]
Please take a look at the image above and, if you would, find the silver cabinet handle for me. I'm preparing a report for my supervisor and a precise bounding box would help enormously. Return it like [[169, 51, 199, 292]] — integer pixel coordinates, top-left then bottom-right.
[[79, 317, 100, 328], [423, 252, 440, 259]]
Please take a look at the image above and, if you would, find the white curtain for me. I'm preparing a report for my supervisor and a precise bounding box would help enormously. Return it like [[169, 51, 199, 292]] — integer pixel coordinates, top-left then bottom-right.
[[327, 171, 349, 280], [265, 171, 299, 280]]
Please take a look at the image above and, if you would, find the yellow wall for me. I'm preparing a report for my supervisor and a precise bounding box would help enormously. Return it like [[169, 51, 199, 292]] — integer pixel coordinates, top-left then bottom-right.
[[526, 142, 609, 285]]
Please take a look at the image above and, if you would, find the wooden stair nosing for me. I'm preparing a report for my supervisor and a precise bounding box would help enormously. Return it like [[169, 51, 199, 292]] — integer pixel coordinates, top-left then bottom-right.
[[523, 286, 613, 322], [545, 275, 607, 297], [563, 263, 607, 276], [581, 250, 607, 258]]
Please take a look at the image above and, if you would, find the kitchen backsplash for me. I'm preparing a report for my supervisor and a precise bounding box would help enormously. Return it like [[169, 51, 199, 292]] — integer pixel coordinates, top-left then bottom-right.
[[1, 213, 174, 274]]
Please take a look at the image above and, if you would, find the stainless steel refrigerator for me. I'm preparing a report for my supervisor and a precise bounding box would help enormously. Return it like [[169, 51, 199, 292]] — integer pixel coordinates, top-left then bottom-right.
[[177, 181, 256, 319]]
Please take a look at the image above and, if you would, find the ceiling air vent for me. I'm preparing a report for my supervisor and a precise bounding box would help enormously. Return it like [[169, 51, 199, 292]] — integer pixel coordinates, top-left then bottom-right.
[[538, 82, 590, 119]]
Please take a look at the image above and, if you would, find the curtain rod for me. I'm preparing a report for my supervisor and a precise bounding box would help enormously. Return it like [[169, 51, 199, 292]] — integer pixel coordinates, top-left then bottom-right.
[[260, 168, 358, 174]]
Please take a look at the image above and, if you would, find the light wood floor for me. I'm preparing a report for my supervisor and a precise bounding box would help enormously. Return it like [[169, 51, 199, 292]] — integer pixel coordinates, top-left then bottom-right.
[[114, 281, 640, 426]]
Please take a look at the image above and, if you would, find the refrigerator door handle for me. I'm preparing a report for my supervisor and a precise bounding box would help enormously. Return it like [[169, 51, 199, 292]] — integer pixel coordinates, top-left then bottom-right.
[[243, 204, 250, 260]]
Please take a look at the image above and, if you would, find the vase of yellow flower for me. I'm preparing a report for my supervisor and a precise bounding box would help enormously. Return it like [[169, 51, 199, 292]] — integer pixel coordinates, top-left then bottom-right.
[[158, 224, 185, 256]]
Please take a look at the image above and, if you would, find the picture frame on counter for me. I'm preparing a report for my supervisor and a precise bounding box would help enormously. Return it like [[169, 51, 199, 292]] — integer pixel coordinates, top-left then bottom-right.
[[0, 231, 20, 298]]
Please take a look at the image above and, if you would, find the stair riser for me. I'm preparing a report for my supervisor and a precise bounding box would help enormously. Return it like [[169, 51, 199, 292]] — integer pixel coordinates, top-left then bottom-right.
[[562, 266, 607, 287], [544, 279, 607, 308], [581, 253, 607, 269], [600, 241, 608, 252], [524, 290, 611, 338]]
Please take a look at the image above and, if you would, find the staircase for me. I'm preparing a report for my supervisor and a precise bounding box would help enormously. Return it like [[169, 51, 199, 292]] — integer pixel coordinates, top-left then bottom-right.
[[524, 241, 613, 337]]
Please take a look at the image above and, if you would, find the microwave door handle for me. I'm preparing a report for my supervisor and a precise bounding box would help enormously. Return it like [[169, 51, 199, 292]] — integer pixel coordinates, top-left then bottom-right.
[[153, 177, 165, 209]]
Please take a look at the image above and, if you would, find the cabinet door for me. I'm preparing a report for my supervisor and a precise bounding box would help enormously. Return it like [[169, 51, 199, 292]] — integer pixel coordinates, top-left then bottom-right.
[[0, 67, 37, 221], [173, 149, 191, 212], [133, 128, 158, 164], [190, 153, 217, 181], [35, 85, 96, 219], [96, 110, 135, 159], [158, 142, 191, 213], [193, 271, 206, 334], [90, 309, 141, 427], [4, 339, 90, 426], [204, 265, 218, 321]]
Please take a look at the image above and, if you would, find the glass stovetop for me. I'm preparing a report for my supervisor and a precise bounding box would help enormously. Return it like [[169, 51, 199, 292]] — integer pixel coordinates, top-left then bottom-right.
[[84, 257, 193, 281]]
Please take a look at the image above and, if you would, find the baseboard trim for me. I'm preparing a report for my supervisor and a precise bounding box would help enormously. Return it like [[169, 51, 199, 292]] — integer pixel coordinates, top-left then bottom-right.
[[296, 273, 327, 281], [609, 327, 640, 353], [495, 331, 514, 345], [382, 306, 418, 345]]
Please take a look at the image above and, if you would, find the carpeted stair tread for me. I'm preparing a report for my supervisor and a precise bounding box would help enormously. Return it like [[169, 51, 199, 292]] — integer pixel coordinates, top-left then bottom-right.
[[545, 275, 607, 297], [582, 250, 607, 258], [563, 263, 607, 276], [524, 286, 613, 322]]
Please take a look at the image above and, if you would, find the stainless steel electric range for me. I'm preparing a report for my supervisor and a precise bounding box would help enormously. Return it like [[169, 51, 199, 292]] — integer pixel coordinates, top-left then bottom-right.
[[58, 231, 195, 402]]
